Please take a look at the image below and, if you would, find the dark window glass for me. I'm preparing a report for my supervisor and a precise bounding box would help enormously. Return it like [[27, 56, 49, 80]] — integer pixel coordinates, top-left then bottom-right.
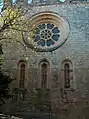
[[19, 64, 25, 88], [41, 63, 47, 88], [39, 24, 45, 30], [47, 23, 54, 29], [47, 39, 54, 46], [34, 35, 40, 42], [64, 63, 70, 88], [52, 27, 60, 33], [52, 34, 60, 41], [37, 39, 45, 46]]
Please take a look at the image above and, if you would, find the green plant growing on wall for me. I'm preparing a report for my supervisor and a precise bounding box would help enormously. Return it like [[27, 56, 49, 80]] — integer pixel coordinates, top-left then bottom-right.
[[0, 2, 37, 56], [0, 1, 36, 41]]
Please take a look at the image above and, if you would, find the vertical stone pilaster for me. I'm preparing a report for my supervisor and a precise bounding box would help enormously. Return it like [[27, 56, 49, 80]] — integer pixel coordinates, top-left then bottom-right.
[[47, 64, 51, 89], [58, 70, 64, 89], [24, 64, 28, 89]]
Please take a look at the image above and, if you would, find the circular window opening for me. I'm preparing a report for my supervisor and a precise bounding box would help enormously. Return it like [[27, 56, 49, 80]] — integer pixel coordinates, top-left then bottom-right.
[[23, 12, 69, 52]]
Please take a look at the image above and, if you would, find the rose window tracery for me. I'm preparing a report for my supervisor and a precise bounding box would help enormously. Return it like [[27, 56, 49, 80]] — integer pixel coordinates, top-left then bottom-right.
[[23, 12, 69, 52], [34, 23, 60, 47]]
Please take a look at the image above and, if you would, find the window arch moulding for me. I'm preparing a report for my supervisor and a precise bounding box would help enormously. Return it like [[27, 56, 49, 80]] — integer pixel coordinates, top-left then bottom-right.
[[38, 59, 51, 89], [61, 60, 74, 90], [17, 60, 28, 89]]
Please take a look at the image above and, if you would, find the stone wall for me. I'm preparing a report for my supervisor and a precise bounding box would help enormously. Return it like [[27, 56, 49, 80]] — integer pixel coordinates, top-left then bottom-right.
[[1, 2, 89, 119]]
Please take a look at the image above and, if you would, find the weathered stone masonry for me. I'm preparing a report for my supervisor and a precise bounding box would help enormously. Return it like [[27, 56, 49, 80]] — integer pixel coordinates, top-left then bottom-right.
[[1, 0, 89, 119]]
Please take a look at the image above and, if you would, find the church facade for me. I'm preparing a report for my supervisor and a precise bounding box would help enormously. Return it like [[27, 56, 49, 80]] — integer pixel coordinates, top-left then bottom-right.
[[1, 0, 89, 119]]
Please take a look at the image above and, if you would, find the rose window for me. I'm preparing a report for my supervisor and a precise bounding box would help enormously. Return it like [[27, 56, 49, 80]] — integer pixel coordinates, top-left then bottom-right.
[[34, 23, 60, 47], [23, 12, 69, 52]]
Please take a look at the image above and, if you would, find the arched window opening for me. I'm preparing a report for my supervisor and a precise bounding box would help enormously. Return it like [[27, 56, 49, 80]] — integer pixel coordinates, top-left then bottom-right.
[[41, 63, 47, 88], [62, 60, 73, 89], [64, 63, 70, 88], [19, 63, 25, 88]]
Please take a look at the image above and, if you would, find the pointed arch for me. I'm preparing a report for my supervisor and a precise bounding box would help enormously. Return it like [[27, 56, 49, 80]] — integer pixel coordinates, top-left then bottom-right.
[[41, 62, 47, 88], [39, 59, 51, 89], [19, 63, 25, 88], [62, 60, 73, 88], [17, 60, 28, 89]]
